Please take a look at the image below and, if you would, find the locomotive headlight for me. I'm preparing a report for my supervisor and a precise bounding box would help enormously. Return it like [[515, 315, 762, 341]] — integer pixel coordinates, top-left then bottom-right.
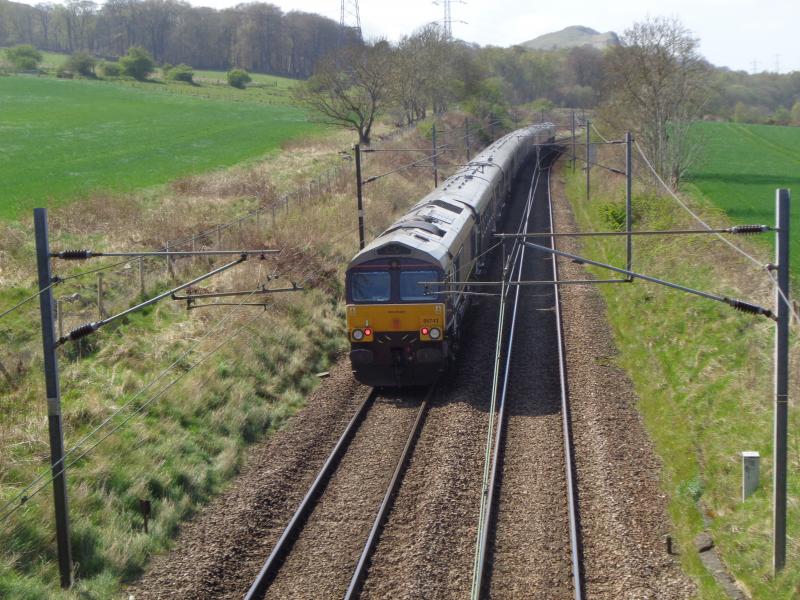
[[352, 329, 364, 341], [429, 327, 441, 340]]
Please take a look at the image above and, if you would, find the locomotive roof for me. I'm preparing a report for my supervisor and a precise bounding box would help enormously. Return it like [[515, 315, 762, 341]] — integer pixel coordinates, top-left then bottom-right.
[[348, 123, 555, 272]]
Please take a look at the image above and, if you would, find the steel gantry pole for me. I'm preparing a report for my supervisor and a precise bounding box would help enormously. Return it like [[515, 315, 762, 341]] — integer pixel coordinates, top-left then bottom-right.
[[354, 143, 366, 250], [571, 111, 576, 173], [626, 131, 633, 276], [465, 117, 471, 162], [34, 208, 73, 589], [773, 188, 790, 573], [585, 119, 591, 202], [432, 123, 439, 187]]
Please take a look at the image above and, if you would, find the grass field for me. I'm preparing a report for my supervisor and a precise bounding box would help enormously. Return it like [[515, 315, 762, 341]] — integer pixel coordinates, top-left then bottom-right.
[[0, 75, 318, 219], [686, 121, 800, 273]]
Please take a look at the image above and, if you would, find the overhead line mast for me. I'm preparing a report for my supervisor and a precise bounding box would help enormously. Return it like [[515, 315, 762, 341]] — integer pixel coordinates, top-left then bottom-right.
[[339, 0, 362, 43]]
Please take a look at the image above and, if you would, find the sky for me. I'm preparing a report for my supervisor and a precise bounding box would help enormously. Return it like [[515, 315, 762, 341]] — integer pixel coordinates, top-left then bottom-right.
[[180, 0, 800, 74]]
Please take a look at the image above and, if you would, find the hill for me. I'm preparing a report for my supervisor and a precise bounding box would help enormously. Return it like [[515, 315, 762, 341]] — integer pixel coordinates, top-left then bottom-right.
[[519, 26, 619, 51]]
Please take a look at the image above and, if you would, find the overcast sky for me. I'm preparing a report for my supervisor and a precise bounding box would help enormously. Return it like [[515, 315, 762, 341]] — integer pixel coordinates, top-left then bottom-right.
[[180, 0, 799, 73]]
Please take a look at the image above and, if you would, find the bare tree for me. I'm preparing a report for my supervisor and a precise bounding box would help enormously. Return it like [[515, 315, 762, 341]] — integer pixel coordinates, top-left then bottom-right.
[[293, 41, 393, 145], [603, 16, 711, 186]]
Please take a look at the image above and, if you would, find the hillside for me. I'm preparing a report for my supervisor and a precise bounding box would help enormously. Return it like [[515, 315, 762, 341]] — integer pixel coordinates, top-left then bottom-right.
[[519, 26, 619, 51]]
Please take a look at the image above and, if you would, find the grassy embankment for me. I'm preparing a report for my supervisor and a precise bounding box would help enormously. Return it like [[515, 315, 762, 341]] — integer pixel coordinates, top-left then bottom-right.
[[0, 77, 478, 597], [562, 124, 799, 598]]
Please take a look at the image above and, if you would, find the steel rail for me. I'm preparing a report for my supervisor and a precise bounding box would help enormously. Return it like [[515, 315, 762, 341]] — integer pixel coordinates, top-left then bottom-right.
[[243, 389, 378, 600], [344, 385, 435, 599], [548, 166, 585, 600], [472, 156, 543, 599], [495, 226, 773, 238]]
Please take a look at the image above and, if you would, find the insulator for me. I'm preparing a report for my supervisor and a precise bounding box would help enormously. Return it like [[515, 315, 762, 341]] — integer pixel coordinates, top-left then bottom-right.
[[56, 249, 93, 260], [725, 297, 775, 320], [730, 225, 769, 235], [67, 322, 98, 341]]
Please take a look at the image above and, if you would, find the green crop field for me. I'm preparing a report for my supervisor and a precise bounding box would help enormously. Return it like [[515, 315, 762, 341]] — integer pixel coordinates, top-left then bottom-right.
[[0, 75, 318, 219], [686, 121, 800, 272]]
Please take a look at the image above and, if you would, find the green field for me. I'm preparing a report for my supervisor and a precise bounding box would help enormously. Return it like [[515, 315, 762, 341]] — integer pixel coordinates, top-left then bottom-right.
[[0, 75, 317, 219], [686, 122, 800, 271]]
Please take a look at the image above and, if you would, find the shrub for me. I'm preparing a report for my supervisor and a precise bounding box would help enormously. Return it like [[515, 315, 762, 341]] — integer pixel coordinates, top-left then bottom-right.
[[99, 61, 121, 77], [120, 46, 155, 81], [62, 51, 97, 77], [4, 44, 43, 71], [166, 64, 194, 83], [227, 68, 251, 89], [600, 201, 627, 231]]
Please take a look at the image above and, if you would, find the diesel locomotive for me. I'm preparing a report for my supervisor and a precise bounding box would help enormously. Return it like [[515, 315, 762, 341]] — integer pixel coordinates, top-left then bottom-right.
[[345, 123, 556, 386]]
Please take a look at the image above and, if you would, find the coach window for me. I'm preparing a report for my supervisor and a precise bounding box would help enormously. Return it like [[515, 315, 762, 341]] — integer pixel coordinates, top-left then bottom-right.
[[400, 270, 440, 301], [351, 271, 391, 302]]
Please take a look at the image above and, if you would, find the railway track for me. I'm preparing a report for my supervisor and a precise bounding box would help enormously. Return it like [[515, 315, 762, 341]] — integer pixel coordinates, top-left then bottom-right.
[[244, 386, 433, 599], [471, 152, 584, 599]]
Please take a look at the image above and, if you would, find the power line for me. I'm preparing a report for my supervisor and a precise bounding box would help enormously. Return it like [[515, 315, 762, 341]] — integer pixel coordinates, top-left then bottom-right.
[[633, 141, 799, 326]]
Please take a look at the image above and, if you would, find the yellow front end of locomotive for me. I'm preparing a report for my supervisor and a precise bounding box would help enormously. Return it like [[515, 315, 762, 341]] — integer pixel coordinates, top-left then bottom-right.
[[347, 303, 445, 341]]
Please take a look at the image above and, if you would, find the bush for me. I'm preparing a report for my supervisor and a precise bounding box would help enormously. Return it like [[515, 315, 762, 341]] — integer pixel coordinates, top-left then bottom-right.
[[62, 51, 96, 77], [600, 201, 627, 231], [4, 44, 43, 71], [227, 68, 251, 89], [166, 64, 194, 83], [120, 46, 155, 81], [99, 61, 121, 77]]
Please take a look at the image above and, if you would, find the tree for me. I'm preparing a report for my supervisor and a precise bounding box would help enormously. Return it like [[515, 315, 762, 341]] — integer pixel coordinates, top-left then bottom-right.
[[120, 46, 155, 80], [293, 42, 393, 145], [62, 50, 96, 76], [4, 44, 43, 71], [166, 63, 193, 83], [227, 68, 251, 88], [791, 102, 800, 126], [602, 17, 711, 186], [99, 60, 121, 77]]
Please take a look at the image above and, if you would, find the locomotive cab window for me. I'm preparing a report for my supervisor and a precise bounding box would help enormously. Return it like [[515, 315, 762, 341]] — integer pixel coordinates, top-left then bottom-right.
[[399, 270, 440, 301], [351, 271, 391, 302]]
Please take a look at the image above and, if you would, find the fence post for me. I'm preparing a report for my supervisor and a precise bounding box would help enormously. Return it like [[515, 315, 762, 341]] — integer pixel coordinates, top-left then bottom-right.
[[97, 273, 105, 319], [33, 208, 73, 589], [139, 257, 145, 297], [57, 299, 64, 339], [165, 242, 174, 279]]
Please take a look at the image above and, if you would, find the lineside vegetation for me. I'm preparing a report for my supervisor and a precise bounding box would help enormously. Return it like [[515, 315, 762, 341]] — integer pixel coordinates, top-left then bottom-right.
[[0, 114, 485, 598], [561, 143, 800, 598]]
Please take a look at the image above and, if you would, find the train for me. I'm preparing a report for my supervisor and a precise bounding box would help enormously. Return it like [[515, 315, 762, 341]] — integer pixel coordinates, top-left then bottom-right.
[[345, 123, 556, 387]]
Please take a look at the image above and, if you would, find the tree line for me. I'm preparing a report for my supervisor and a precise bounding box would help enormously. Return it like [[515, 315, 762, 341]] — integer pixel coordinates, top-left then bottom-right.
[[0, 0, 349, 78]]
